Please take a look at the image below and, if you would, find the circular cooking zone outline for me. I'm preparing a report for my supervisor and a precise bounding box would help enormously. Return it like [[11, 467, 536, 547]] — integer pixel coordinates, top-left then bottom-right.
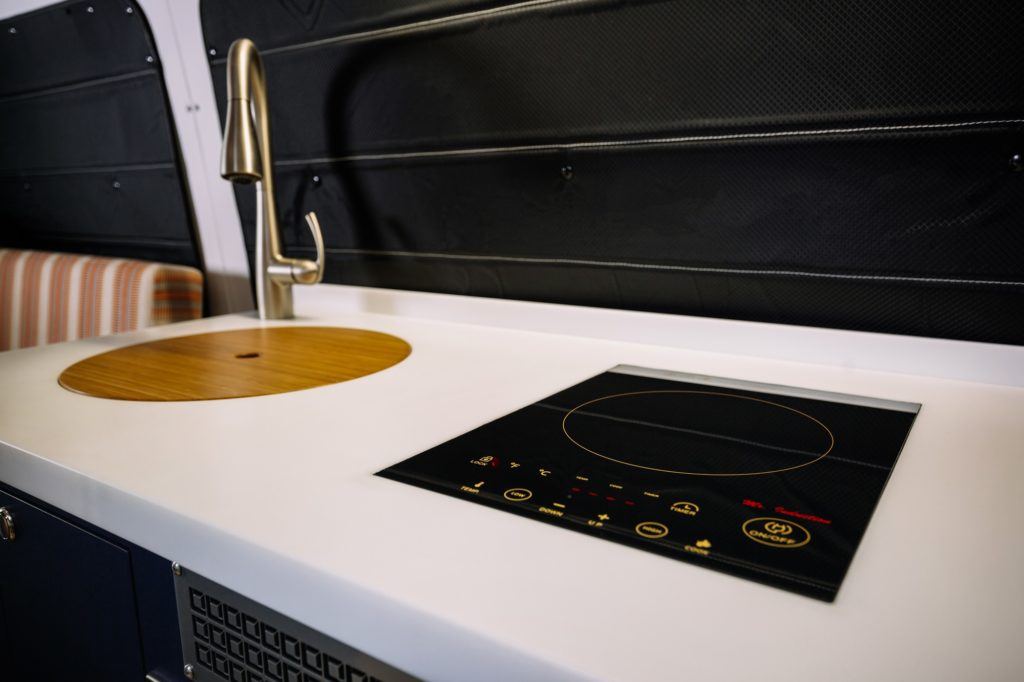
[[560, 390, 835, 476]]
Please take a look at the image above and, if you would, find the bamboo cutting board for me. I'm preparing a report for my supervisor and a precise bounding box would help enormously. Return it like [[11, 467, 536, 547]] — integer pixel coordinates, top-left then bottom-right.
[[58, 326, 412, 401]]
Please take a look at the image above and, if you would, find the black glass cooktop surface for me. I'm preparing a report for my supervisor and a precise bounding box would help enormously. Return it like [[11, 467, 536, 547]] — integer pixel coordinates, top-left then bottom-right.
[[378, 365, 919, 601]]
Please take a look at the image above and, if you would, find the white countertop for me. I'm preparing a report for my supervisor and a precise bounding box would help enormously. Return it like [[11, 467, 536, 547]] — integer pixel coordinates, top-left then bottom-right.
[[1, 285, 1023, 681]]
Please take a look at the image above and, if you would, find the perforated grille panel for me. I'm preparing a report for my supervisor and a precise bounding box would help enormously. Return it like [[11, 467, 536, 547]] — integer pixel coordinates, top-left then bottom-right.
[[174, 567, 419, 682]]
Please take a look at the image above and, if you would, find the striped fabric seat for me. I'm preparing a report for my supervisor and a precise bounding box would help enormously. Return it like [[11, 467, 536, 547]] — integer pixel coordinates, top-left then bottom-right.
[[0, 248, 203, 351]]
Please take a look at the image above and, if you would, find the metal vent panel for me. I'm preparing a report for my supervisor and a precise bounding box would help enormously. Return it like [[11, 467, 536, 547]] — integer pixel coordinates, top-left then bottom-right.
[[174, 566, 419, 682]]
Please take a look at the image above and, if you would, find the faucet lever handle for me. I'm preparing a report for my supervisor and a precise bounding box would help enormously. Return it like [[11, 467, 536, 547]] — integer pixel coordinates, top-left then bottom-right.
[[302, 211, 325, 284]]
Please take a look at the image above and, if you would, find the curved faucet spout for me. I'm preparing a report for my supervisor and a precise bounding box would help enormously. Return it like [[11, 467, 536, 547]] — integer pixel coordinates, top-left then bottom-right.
[[220, 38, 324, 320]]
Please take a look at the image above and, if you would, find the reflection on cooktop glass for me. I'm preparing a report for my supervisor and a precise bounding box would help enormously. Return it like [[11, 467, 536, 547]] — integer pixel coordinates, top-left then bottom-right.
[[377, 366, 919, 600]]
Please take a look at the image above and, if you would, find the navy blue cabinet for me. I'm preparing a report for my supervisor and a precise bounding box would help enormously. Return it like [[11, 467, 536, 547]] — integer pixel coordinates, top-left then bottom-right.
[[0, 484, 185, 682]]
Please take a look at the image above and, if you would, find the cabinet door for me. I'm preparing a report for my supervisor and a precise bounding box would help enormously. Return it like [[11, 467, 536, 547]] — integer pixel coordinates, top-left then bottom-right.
[[0, 489, 145, 681]]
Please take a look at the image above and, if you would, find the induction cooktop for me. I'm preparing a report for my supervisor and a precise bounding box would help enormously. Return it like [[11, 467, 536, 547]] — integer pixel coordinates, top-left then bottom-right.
[[378, 365, 919, 600]]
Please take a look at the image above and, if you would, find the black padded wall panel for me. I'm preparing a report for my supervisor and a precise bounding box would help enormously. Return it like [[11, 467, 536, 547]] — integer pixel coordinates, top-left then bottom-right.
[[1, 76, 172, 170], [0, 0, 154, 95], [0, 168, 199, 264], [0, 0, 199, 268], [202, 0, 1024, 344], [209, 1, 1024, 155]]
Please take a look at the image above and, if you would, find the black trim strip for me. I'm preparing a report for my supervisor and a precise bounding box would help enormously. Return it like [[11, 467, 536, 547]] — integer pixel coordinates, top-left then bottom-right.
[[15, 234, 194, 248], [272, 119, 1024, 166], [0, 162, 176, 178], [0, 69, 156, 104], [209, 0, 597, 63], [310, 248, 1024, 288]]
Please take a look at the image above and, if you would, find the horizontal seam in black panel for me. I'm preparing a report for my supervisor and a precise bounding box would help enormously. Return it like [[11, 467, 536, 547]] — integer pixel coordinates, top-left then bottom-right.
[[209, 0, 591, 63], [0, 69, 157, 104], [274, 118, 1024, 166], [13, 234, 192, 247], [0, 162, 176, 178], [314, 248, 1024, 288]]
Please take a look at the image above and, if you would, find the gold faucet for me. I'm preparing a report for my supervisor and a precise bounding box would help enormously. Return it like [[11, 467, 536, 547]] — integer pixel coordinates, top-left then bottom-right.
[[221, 38, 324, 320]]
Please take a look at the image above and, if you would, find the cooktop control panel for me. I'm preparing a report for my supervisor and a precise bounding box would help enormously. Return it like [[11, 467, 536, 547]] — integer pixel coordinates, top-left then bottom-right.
[[378, 366, 918, 600]]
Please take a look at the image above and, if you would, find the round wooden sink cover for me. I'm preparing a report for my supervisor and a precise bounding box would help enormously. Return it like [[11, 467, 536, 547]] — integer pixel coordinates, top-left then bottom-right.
[[58, 326, 412, 401]]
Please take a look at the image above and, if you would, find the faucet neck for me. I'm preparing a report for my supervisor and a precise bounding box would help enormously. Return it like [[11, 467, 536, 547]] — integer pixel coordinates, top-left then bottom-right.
[[222, 38, 325, 320]]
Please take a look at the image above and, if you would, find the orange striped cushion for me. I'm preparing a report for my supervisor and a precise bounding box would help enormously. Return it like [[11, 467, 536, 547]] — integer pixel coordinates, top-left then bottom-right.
[[0, 249, 203, 351]]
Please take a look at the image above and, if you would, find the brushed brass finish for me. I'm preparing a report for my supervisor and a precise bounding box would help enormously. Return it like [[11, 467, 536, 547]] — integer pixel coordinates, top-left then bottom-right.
[[58, 327, 412, 401], [0, 507, 14, 542], [221, 38, 324, 319]]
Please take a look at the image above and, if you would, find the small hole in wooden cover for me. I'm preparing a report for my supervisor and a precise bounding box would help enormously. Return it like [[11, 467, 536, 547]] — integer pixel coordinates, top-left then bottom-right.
[[235, 351, 260, 359]]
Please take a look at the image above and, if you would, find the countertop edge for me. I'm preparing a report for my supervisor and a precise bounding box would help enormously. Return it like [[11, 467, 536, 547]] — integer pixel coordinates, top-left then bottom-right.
[[0, 437, 591, 682]]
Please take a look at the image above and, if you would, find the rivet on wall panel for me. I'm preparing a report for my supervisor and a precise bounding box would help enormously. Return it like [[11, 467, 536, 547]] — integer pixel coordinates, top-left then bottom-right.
[[112, 180, 121, 190], [146, 55, 154, 63], [312, 175, 322, 186], [7, 26, 16, 34], [125, 6, 134, 14], [208, 47, 217, 56], [87, 6, 95, 13], [1010, 153, 1023, 172]]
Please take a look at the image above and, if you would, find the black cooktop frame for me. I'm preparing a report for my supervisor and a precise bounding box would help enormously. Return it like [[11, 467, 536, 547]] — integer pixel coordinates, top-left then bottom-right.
[[378, 365, 919, 601]]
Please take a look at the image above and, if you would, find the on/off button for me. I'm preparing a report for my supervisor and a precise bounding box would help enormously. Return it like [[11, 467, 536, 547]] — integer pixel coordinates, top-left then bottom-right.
[[635, 522, 669, 539]]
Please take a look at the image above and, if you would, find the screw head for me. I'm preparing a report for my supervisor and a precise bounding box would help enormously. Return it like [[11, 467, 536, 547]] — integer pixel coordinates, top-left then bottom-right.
[[8, 26, 17, 34], [1010, 153, 1023, 172], [145, 55, 154, 63], [87, 6, 95, 13], [560, 165, 575, 181], [312, 175, 321, 185], [112, 180, 121, 190], [125, 6, 133, 14], [209, 47, 217, 56], [171, 561, 182, 576], [183, 663, 195, 679]]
